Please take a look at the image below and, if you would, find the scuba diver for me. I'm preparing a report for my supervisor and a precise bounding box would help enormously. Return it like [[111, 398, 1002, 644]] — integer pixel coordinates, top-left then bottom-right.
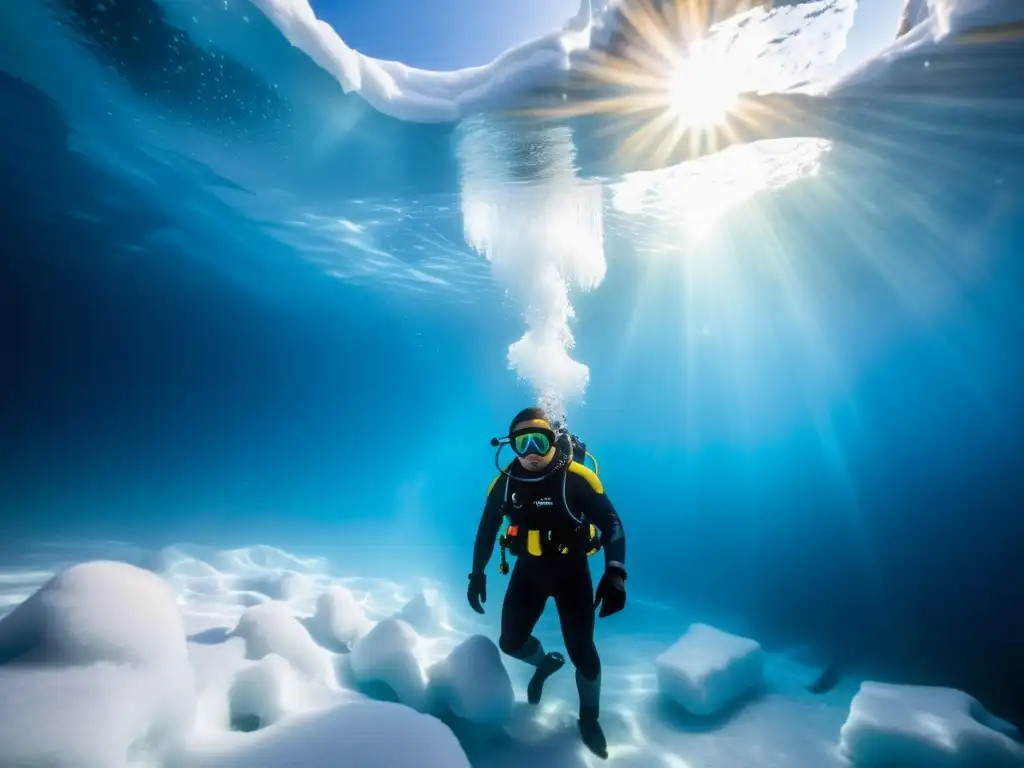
[[467, 407, 627, 760]]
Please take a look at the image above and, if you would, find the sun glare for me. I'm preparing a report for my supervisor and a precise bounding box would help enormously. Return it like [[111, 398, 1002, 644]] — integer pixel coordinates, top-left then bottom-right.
[[514, 0, 778, 170], [666, 39, 743, 129]]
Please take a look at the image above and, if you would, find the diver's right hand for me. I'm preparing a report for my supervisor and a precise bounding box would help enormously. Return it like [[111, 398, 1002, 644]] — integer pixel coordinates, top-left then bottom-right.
[[467, 572, 487, 614]]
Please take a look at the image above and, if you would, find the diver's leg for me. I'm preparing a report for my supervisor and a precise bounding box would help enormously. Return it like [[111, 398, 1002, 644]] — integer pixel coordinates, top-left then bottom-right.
[[554, 562, 608, 759], [499, 562, 548, 661], [554, 562, 600, 686], [499, 562, 565, 704]]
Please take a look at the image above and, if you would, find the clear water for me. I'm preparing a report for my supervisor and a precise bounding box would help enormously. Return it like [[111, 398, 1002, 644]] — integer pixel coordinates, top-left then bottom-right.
[[2, 0, 1023, 756]]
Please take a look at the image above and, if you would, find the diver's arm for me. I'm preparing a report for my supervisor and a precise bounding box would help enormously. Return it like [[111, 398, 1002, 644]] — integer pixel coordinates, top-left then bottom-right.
[[590, 491, 626, 574], [471, 474, 507, 575], [572, 473, 626, 573]]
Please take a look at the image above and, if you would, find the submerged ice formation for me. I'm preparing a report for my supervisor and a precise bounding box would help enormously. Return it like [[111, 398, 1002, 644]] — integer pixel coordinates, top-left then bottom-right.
[[185, 701, 472, 768], [235, 0, 1021, 416], [349, 617, 430, 711], [228, 654, 304, 730], [654, 622, 766, 716], [0, 561, 197, 767], [898, 0, 933, 36], [0, 552, 473, 768], [310, 585, 372, 649], [0, 559, 188, 668], [923, 0, 1024, 35], [230, 601, 337, 687], [427, 635, 515, 725], [241, 0, 1021, 127], [838, 0, 1024, 94], [0, 545, 1021, 768], [244, 0, 592, 122], [393, 588, 448, 636], [840, 682, 1024, 767]]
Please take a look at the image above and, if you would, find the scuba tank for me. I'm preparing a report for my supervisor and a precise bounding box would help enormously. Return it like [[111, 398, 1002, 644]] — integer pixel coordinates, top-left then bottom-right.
[[556, 423, 600, 476]]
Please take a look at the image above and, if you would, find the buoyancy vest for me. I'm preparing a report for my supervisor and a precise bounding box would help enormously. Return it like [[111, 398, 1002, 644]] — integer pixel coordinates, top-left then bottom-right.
[[496, 456, 601, 574]]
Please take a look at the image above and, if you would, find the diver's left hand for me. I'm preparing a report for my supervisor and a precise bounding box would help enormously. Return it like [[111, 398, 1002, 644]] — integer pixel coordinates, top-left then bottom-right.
[[594, 566, 626, 618]]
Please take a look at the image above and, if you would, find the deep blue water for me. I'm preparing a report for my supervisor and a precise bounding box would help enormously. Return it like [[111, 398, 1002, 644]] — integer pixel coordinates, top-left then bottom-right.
[[2, 0, 1024, 732]]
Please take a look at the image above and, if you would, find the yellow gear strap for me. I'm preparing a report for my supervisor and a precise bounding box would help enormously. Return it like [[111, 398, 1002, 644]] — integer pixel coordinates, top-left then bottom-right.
[[516, 526, 597, 557], [527, 530, 542, 557], [567, 461, 603, 494]]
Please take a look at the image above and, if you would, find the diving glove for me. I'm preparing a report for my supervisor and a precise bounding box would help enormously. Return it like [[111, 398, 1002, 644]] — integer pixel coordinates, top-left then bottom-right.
[[594, 565, 626, 618], [467, 572, 487, 614]]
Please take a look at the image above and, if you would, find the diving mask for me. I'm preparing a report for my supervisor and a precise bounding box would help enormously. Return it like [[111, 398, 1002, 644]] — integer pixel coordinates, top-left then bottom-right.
[[509, 427, 555, 457]]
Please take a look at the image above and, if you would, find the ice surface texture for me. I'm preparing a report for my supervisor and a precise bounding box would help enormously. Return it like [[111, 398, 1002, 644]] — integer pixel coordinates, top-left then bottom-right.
[[840, 682, 1024, 767], [231, 600, 337, 686], [183, 701, 472, 768], [1, 545, 1021, 768], [0, 561, 197, 767], [350, 617, 430, 711], [655, 622, 766, 716], [310, 584, 372, 648], [243, 0, 1024, 123], [393, 588, 448, 635], [427, 635, 515, 725]]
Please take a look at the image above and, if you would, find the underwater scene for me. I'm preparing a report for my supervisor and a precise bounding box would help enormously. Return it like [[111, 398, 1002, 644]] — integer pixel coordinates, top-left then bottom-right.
[[1, 0, 1023, 765]]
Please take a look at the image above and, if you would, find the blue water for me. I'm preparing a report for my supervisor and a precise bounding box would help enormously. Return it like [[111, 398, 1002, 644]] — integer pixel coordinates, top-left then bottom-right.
[[2, 0, 1023, 737]]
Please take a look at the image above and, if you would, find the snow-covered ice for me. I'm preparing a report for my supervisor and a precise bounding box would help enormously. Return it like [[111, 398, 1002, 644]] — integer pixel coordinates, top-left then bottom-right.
[[0, 561, 197, 768], [393, 588, 449, 636], [0, 559, 189, 668], [655, 622, 766, 716], [0, 544, 1019, 768], [0, 0, 1020, 762], [179, 700, 473, 768], [239, 0, 1024, 124], [349, 617, 430, 712], [230, 601, 337, 687], [427, 634, 515, 725], [309, 584, 372, 649], [227, 654, 306, 731], [839, 682, 1024, 767]]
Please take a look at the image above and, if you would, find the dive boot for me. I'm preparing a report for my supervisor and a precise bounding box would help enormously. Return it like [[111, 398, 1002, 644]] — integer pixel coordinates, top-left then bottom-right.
[[527, 651, 565, 704], [578, 705, 608, 759]]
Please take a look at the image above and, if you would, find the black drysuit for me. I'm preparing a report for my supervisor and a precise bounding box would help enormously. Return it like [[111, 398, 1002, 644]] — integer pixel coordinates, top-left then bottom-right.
[[471, 458, 626, 682]]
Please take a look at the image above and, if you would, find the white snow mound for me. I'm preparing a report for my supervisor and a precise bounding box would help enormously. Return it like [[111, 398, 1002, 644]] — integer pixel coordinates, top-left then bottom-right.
[[311, 585, 371, 647], [929, 0, 1024, 35], [655, 622, 765, 716], [223, 570, 315, 603], [247, 0, 591, 122], [230, 601, 336, 687], [844, 0, 1024, 95], [898, 0, 932, 35], [427, 634, 514, 725], [228, 653, 303, 730], [393, 588, 448, 635], [248, 0, 1024, 128], [839, 682, 1024, 767], [350, 618, 428, 711], [184, 699, 470, 768], [0, 559, 188, 667], [248, 0, 1024, 127], [0, 561, 196, 767]]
